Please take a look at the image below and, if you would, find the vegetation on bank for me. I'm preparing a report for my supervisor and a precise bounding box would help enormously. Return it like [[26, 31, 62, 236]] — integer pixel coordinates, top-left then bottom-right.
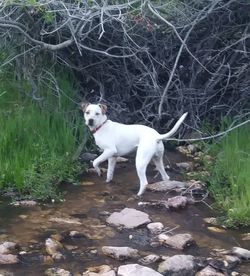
[[0, 72, 86, 201], [204, 124, 250, 227]]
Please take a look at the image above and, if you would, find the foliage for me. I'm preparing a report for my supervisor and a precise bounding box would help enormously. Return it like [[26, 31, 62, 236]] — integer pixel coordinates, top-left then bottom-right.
[[0, 71, 86, 201], [205, 124, 250, 227], [0, 0, 249, 133]]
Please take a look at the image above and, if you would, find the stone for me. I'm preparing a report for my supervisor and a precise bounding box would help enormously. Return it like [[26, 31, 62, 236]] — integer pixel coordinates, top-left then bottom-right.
[[0, 270, 14, 276], [80, 152, 98, 162], [0, 254, 19, 264], [241, 233, 250, 241], [158, 255, 197, 276], [82, 265, 115, 276], [0, 242, 17, 255], [102, 246, 139, 260], [49, 217, 82, 225], [139, 254, 161, 265], [45, 238, 64, 260], [167, 196, 188, 209], [187, 144, 198, 154], [147, 180, 187, 192], [11, 200, 37, 206], [223, 255, 240, 266], [118, 264, 162, 276], [106, 208, 151, 229], [138, 201, 168, 209], [158, 233, 195, 250], [50, 234, 63, 242], [203, 217, 219, 226], [231, 247, 250, 259], [147, 222, 164, 234], [207, 227, 226, 233], [45, 267, 72, 276], [69, 231, 86, 238], [81, 181, 95, 186], [176, 162, 193, 171], [195, 265, 224, 276]]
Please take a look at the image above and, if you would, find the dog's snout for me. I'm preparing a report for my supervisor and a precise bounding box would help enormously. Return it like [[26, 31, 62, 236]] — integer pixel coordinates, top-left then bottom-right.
[[88, 118, 94, 126]]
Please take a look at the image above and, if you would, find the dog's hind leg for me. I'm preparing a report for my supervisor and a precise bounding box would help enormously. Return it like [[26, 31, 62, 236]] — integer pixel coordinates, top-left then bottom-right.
[[136, 141, 156, 196], [152, 156, 169, 181], [106, 157, 117, 182], [152, 141, 169, 181]]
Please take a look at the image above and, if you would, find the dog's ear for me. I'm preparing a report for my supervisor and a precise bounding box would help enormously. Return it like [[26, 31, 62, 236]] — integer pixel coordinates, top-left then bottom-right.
[[80, 102, 89, 112], [99, 104, 107, 114]]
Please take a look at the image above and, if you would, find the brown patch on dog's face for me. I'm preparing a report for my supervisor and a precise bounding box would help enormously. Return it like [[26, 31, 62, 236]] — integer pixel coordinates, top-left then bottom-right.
[[80, 102, 89, 112], [99, 104, 107, 114]]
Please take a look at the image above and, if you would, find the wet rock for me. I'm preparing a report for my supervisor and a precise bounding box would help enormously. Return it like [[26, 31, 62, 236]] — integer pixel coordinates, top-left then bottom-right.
[[158, 233, 195, 250], [0, 270, 14, 276], [45, 267, 72, 276], [167, 196, 188, 209], [19, 214, 28, 219], [187, 144, 199, 154], [45, 238, 64, 260], [176, 162, 193, 171], [82, 265, 115, 276], [138, 200, 169, 209], [203, 217, 219, 226], [118, 264, 162, 276], [208, 258, 234, 271], [158, 255, 197, 276], [0, 254, 19, 264], [231, 247, 250, 260], [106, 208, 151, 229], [177, 144, 199, 156], [81, 181, 95, 186], [207, 227, 226, 233], [80, 152, 98, 162], [147, 180, 188, 192], [11, 200, 37, 207], [0, 242, 18, 255], [139, 254, 161, 265], [147, 222, 164, 234], [49, 217, 82, 225], [196, 265, 224, 276], [102, 246, 139, 260], [69, 230, 86, 238], [241, 233, 250, 241], [50, 234, 63, 242], [223, 255, 241, 267]]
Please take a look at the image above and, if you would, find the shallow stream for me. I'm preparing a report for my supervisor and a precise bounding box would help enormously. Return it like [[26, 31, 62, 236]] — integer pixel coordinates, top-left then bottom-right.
[[0, 151, 249, 275]]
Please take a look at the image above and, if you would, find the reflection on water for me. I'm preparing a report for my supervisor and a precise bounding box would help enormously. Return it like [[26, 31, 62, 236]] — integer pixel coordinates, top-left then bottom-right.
[[0, 151, 249, 275]]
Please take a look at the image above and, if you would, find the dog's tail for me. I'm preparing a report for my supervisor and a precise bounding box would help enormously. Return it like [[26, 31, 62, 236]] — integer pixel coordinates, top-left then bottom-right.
[[157, 112, 188, 141]]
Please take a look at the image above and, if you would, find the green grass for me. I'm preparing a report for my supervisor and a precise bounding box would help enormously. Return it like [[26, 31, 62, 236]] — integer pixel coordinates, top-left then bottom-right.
[[0, 71, 86, 201], [207, 124, 250, 227]]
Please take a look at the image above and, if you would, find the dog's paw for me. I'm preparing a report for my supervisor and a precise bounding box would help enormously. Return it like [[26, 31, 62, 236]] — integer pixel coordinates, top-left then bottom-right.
[[95, 167, 102, 177]]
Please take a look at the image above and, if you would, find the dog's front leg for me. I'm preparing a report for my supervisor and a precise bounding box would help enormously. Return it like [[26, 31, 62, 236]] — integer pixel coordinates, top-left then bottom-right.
[[93, 149, 117, 177], [106, 157, 117, 182]]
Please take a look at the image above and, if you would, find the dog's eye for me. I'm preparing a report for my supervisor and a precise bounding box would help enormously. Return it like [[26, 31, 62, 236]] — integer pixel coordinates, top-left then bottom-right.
[[95, 112, 100, 116], [85, 111, 90, 115]]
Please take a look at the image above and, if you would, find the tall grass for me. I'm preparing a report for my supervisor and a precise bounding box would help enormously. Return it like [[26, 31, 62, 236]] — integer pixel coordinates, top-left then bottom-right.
[[0, 70, 85, 201], [207, 125, 250, 227]]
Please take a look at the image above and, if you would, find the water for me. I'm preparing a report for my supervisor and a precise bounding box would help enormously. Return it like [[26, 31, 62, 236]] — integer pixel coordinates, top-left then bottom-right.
[[0, 151, 249, 275]]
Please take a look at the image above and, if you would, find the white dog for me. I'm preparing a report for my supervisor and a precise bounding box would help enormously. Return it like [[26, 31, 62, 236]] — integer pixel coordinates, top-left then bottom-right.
[[81, 103, 188, 196]]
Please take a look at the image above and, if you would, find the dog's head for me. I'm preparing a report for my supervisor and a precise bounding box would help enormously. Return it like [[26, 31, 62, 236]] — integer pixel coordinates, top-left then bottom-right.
[[81, 103, 107, 129]]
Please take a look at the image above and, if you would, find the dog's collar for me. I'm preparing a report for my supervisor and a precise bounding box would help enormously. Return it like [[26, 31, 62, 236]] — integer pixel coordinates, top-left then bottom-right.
[[91, 119, 108, 134]]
